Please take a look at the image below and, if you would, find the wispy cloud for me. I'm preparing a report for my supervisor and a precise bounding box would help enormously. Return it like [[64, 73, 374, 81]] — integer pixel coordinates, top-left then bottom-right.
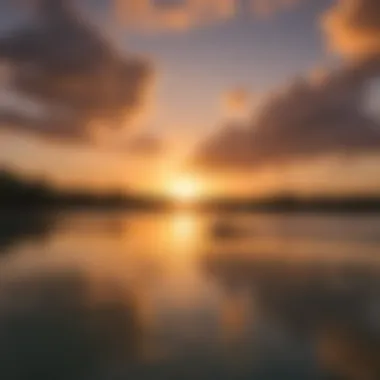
[[222, 87, 252, 115], [113, 0, 303, 31]]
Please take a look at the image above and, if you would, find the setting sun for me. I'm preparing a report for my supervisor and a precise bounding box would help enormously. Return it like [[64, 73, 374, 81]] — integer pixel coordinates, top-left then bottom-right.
[[169, 177, 201, 202]]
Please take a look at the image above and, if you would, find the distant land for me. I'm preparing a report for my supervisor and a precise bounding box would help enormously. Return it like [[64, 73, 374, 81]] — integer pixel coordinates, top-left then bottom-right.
[[0, 170, 172, 211], [1, 169, 380, 213]]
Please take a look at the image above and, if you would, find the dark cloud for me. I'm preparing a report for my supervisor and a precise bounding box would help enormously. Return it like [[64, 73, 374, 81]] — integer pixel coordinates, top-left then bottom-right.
[[194, 57, 380, 171], [0, 0, 152, 142], [194, 123, 254, 170], [323, 0, 380, 56]]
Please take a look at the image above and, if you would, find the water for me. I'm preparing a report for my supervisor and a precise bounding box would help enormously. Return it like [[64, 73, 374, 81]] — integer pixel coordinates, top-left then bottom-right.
[[0, 211, 379, 380]]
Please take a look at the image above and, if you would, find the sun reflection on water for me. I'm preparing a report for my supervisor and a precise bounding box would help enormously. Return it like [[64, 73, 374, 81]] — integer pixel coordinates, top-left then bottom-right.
[[170, 211, 200, 244]]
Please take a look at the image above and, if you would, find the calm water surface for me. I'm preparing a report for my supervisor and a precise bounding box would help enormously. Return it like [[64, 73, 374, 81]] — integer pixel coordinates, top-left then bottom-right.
[[0, 211, 379, 380]]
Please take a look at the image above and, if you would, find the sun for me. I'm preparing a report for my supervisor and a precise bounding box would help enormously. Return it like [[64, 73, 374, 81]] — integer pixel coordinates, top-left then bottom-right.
[[170, 177, 201, 202]]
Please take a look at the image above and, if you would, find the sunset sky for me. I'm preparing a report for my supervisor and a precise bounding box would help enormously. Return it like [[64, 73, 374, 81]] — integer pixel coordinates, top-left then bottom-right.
[[0, 0, 380, 197]]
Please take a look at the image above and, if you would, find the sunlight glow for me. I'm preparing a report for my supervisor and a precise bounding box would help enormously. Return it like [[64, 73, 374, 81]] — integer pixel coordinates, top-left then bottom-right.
[[169, 176, 202, 202]]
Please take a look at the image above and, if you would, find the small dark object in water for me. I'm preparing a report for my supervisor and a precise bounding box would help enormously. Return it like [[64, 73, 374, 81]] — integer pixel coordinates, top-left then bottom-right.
[[211, 221, 246, 239]]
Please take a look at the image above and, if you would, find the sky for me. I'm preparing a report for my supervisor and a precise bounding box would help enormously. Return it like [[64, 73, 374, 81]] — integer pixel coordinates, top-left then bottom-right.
[[0, 0, 380, 197], [126, 0, 334, 132]]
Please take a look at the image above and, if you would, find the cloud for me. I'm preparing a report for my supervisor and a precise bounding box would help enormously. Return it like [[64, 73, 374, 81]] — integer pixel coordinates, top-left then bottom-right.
[[194, 123, 254, 169], [222, 87, 252, 114], [193, 57, 380, 171], [2, 0, 305, 33], [323, 0, 380, 57], [114, 0, 235, 31], [195, 0, 380, 171], [113, 0, 303, 31], [124, 133, 166, 156], [0, 0, 153, 143], [250, 0, 302, 17]]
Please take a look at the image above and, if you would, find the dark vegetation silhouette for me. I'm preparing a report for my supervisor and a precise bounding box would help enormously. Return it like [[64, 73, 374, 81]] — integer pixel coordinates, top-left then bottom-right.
[[0, 169, 172, 210], [201, 194, 380, 213]]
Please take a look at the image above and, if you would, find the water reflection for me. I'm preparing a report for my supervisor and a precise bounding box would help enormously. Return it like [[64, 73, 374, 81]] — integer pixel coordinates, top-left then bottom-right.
[[204, 256, 380, 379], [171, 212, 199, 246], [0, 268, 142, 380], [0, 211, 379, 379], [317, 323, 380, 380], [0, 212, 53, 253]]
